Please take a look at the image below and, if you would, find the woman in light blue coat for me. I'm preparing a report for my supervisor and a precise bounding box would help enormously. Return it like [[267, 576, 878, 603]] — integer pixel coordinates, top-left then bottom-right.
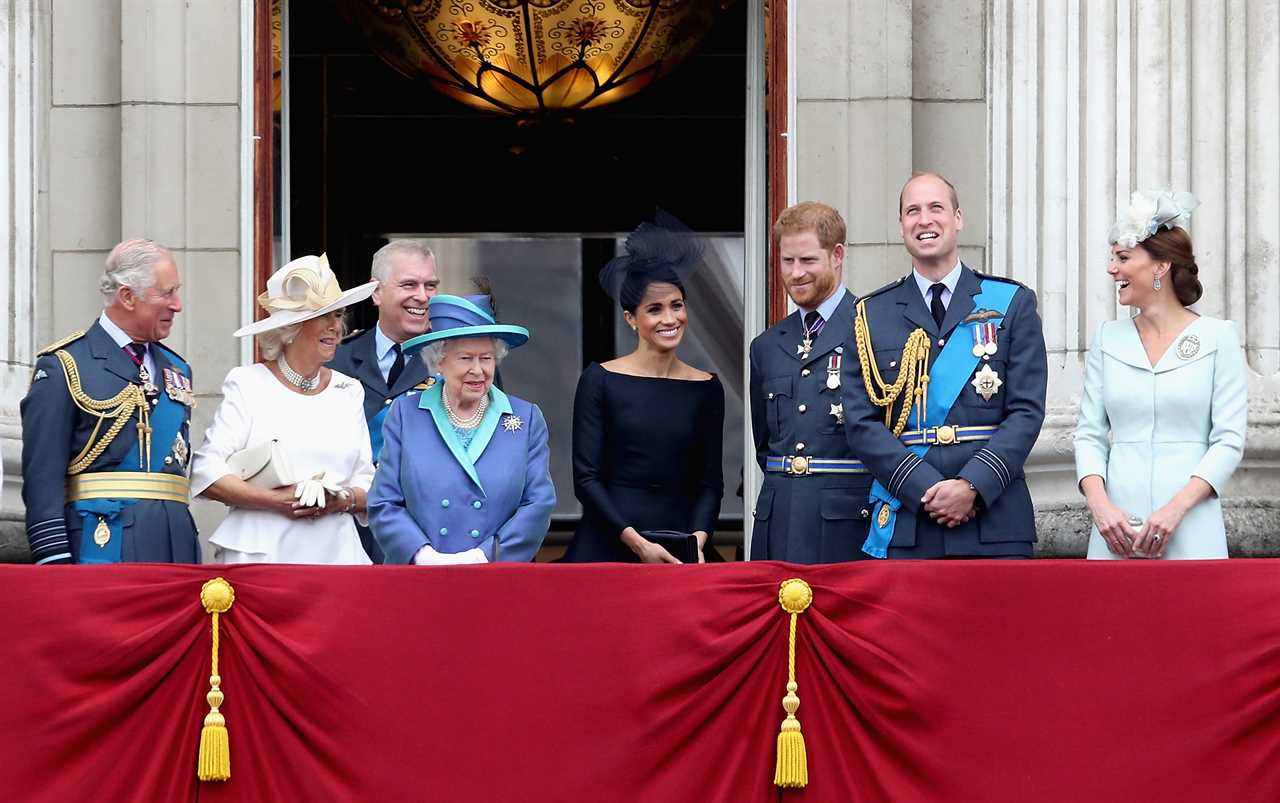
[[1075, 191, 1247, 560], [369, 294, 555, 564]]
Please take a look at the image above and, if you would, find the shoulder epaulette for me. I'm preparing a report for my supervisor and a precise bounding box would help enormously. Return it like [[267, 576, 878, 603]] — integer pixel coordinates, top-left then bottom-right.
[[340, 329, 365, 344], [36, 330, 86, 356], [971, 271, 1028, 289], [858, 277, 907, 304]]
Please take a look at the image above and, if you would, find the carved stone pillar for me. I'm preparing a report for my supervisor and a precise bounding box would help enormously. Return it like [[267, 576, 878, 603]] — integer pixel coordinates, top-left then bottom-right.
[[990, 0, 1280, 554]]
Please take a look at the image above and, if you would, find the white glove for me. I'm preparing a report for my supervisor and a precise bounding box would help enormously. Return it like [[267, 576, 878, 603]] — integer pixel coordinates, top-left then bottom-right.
[[412, 545, 489, 565], [293, 472, 345, 509]]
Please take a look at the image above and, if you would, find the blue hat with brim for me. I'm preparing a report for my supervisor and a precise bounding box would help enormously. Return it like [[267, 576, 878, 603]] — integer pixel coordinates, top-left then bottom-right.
[[401, 294, 529, 352]]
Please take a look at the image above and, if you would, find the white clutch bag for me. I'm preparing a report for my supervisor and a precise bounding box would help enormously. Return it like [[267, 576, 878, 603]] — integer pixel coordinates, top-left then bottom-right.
[[226, 439, 297, 489]]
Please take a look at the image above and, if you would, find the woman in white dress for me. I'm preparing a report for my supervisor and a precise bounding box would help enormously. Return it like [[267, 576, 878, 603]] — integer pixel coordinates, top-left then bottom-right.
[[191, 254, 378, 564], [1075, 191, 1247, 560]]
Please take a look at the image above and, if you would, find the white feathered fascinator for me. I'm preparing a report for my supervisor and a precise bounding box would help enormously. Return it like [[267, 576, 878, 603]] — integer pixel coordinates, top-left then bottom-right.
[[1108, 190, 1200, 249]]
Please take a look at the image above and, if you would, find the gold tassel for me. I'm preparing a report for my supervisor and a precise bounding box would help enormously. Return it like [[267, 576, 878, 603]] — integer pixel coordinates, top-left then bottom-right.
[[774, 578, 813, 789], [198, 577, 236, 782]]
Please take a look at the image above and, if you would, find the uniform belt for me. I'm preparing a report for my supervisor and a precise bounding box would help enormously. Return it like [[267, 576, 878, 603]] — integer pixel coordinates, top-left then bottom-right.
[[66, 471, 191, 504], [765, 456, 868, 476], [896, 425, 998, 447]]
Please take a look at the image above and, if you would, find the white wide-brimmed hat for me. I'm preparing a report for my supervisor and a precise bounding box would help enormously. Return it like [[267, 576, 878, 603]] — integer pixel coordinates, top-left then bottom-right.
[[233, 253, 377, 337]]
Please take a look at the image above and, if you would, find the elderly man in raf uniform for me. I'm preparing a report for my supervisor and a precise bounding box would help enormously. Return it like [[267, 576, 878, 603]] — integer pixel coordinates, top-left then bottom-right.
[[329, 239, 440, 562], [843, 173, 1047, 559], [749, 202, 872, 563], [21, 239, 199, 564]]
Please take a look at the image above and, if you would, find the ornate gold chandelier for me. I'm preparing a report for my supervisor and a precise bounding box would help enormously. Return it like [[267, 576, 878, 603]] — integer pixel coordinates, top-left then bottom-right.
[[338, 0, 729, 115]]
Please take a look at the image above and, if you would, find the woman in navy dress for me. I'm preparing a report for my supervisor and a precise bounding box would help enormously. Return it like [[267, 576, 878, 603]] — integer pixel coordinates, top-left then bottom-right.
[[563, 214, 724, 563]]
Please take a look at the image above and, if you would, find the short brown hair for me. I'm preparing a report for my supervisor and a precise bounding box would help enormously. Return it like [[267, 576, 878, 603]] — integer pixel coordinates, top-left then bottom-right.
[[899, 172, 960, 215], [772, 202, 847, 252], [1139, 226, 1203, 307]]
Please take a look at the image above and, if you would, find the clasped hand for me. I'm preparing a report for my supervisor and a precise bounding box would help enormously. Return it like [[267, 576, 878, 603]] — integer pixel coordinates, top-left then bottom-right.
[[287, 473, 345, 519], [921, 479, 977, 528]]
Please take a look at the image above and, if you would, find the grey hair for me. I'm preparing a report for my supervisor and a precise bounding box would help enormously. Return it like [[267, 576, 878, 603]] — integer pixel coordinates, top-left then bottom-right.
[[100, 239, 173, 303], [420, 337, 510, 375], [256, 323, 304, 361], [371, 239, 436, 284]]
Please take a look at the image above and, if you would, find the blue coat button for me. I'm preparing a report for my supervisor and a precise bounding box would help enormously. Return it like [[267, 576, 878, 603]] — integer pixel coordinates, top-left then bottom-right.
[[439, 527, 448, 536], [470, 529, 480, 538], [440, 499, 450, 508], [472, 500, 482, 509]]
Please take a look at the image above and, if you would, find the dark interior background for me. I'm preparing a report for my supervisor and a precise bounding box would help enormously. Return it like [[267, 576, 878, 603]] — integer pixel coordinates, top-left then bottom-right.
[[286, 0, 747, 334]]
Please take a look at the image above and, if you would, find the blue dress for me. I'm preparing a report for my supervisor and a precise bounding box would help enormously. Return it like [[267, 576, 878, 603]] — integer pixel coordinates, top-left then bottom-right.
[[368, 382, 555, 563], [562, 363, 724, 562]]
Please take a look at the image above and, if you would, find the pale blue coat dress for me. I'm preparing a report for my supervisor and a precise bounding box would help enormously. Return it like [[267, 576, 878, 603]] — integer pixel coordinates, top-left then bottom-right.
[[1074, 316, 1247, 559], [369, 381, 555, 563]]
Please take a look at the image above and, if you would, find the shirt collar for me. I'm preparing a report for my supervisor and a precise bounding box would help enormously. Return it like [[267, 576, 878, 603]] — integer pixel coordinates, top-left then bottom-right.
[[912, 260, 963, 298], [801, 285, 848, 322], [98, 311, 137, 349], [374, 323, 398, 360]]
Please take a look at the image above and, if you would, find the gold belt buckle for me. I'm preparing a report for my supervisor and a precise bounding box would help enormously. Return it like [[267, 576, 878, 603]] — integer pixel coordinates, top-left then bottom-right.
[[934, 425, 957, 446], [789, 456, 810, 475]]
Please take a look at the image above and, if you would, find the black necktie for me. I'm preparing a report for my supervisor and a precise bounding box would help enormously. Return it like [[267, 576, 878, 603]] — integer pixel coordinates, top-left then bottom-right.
[[124, 342, 148, 366], [387, 343, 405, 389], [929, 284, 947, 329], [802, 310, 825, 339]]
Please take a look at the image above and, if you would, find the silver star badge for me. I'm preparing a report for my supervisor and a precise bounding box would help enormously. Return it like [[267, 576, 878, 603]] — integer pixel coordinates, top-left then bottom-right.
[[829, 403, 844, 425], [501, 414, 523, 432], [971, 364, 1003, 401]]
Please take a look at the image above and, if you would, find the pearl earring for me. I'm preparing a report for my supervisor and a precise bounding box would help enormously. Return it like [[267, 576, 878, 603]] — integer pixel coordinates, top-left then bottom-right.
[[1153, 275, 1163, 291]]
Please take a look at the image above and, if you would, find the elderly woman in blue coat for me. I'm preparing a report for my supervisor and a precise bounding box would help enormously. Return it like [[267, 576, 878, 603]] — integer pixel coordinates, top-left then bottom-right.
[[369, 294, 555, 564]]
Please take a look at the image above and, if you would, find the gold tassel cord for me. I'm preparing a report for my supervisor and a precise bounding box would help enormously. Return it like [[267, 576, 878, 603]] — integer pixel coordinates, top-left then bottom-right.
[[198, 578, 235, 782], [852, 301, 932, 436], [774, 578, 814, 789]]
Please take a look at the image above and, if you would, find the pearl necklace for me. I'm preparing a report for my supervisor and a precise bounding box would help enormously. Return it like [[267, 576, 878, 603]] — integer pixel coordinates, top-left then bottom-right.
[[443, 384, 488, 428], [278, 355, 320, 392]]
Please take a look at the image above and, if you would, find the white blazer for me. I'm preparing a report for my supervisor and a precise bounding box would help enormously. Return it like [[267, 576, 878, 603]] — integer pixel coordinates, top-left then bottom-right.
[[1074, 316, 1247, 559]]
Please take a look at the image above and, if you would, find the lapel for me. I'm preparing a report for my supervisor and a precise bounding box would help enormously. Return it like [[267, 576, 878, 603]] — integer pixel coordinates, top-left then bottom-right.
[[87, 321, 145, 384], [895, 276, 938, 337], [388, 347, 430, 398], [938, 264, 981, 337], [465, 387, 515, 468], [1102, 318, 1155, 372], [772, 309, 805, 362], [801, 289, 856, 367], [352, 330, 390, 398], [418, 382, 484, 491]]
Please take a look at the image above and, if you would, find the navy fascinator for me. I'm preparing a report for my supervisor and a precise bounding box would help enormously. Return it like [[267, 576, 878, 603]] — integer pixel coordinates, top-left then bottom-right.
[[598, 210, 706, 310]]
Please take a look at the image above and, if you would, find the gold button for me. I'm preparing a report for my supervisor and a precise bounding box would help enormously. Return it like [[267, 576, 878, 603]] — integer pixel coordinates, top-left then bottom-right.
[[801, 368, 811, 377], [385, 398, 393, 406], [798, 404, 807, 413], [164, 456, 174, 465], [938, 338, 946, 347], [795, 442, 806, 452], [768, 393, 775, 400], [889, 361, 897, 368]]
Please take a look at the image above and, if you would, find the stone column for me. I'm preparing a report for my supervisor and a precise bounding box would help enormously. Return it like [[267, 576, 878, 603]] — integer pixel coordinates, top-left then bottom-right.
[[990, 0, 1280, 553], [0, 1, 39, 559]]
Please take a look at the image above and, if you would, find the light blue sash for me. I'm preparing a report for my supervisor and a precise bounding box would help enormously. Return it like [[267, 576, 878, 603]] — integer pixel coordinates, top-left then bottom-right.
[[861, 280, 1018, 557], [76, 360, 189, 564]]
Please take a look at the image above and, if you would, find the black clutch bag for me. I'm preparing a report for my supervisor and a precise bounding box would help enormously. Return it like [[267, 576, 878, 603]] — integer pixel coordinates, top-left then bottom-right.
[[641, 530, 700, 564]]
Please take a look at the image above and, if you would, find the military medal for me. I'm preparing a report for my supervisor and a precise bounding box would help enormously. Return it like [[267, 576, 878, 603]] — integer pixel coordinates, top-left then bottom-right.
[[138, 363, 159, 404], [797, 313, 824, 359], [172, 432, 189, 469], [501, 414, 523, 432], [93, 516, 111, 547], [971, 363, 1003, 401], [970, 321, 999, 359], [826, 354, 842, 390], [829, 402, 844, 425]]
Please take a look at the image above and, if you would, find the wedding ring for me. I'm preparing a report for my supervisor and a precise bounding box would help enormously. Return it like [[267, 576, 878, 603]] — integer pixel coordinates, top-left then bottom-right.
[[1152, 533, 1161, 542]]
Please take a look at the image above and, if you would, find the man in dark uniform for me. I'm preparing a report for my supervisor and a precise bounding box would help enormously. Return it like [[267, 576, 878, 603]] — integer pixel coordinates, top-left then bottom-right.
[[21, 239, 199, 564], [329, 239, 439, 562], [843, 173, 1047, 559], [749, 202, 872, 562]]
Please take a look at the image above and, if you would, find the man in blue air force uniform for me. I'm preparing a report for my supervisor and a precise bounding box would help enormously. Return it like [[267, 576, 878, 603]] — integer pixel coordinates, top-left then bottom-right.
[[749, 202, 873, 562], [843, 173, 1047, 559], [21, 239, 199, 564], [328, 239, 439, 562]]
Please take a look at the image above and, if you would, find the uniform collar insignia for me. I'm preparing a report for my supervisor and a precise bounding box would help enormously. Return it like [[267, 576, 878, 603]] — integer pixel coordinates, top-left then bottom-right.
[[963, 308, 1004, 324]]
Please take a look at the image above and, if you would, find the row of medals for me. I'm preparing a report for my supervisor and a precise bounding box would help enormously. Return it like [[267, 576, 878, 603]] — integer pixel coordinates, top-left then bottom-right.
[[797, 333, 845, 425]]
